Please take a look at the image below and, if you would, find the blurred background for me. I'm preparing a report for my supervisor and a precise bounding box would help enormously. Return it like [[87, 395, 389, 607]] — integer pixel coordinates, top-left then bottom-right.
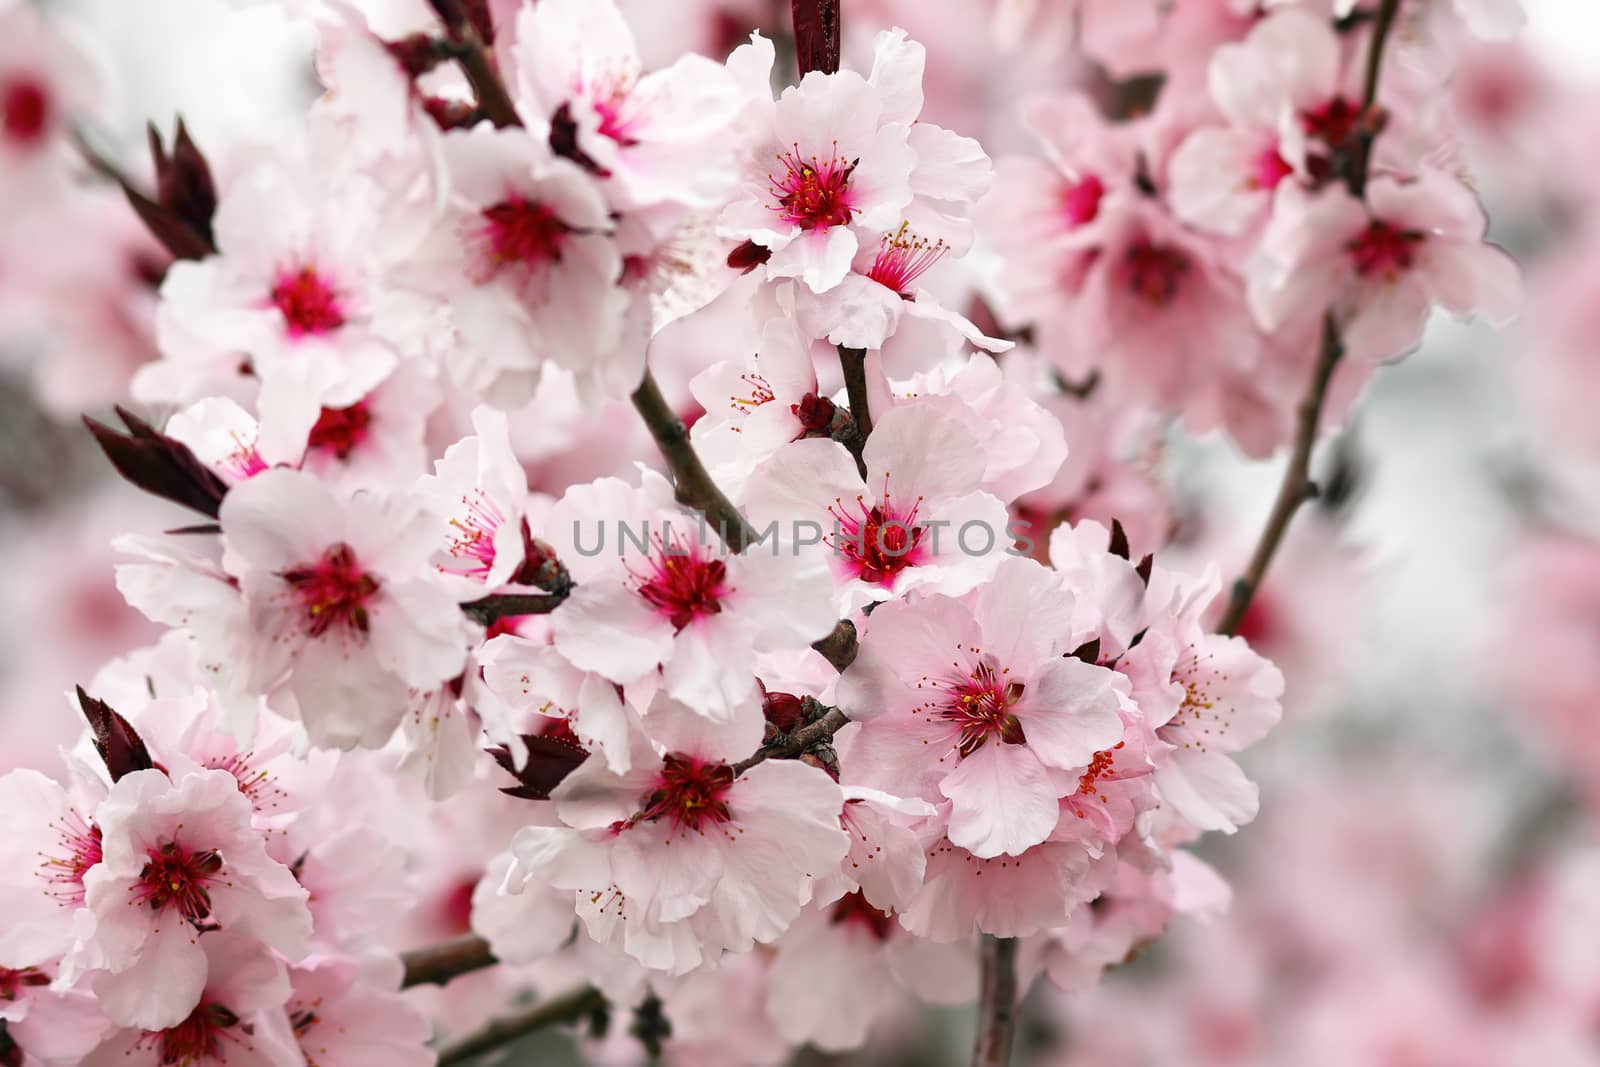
[[2, 0, 1598, 1064]]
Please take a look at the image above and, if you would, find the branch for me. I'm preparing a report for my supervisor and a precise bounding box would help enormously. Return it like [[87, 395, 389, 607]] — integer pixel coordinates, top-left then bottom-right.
[[459, 591, 566, 626], [401, 934, 498, 988], [630, 368, 755, 552], [435, 985, 605, 1064], [836, 346, 872, 479], [1216, 314, 1344, 636], [731, 706, 848, 776], [441, 28, 520, 129], [1349, 0, 1402, 197], [1218, 0, 1400, 635], [972, 935, 1019, 1067]]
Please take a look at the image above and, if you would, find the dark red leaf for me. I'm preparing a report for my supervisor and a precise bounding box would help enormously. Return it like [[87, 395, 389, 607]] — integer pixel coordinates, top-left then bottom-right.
[[1107, 518, 1131, 561], [84, 406, 231, 519], [488, 734, 588, 801], [76, 686, 154, 782]]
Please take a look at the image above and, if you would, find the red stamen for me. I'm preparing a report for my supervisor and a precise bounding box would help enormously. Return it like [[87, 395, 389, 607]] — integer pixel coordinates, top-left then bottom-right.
[[279, 543, 380, 638]]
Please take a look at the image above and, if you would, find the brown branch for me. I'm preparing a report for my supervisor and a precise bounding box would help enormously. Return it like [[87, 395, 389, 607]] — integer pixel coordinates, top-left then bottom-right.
[[1349, 0, 1402, 197], [441, 29, 520, 129], [631, 368, 755, 552], [401, 934, 498, 988], [459, 591, 567, 626], [435, 985, 605, 1064], [1216, 314, 1344, 636], [972, 935, 1019, 1067], [836, 346, 872, 479], [731, 706, 848, 776]]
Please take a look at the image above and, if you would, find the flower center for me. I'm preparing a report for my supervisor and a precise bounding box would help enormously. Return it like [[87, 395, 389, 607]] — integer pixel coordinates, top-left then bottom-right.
[[2, 79, 49, 147], [593, 91, 639, 146], [1249, 146, 1292, 191], [931, 658, 1026, 758], [271, 266, 346, 338], [632, 536, 728, 631], [307, 402, 373, 461], [0, 968, 49, 1001], [828, 481, 928, 586], [1300, 96, 1361, 148], [1062, 173, 1105, 227], [869, 223, 947, 296], [134, 839, 224, 924], [482, 197, 568, 270], [636, 756, 735, 833], [445, 490, 506, 580], [1120, 241, 1190, 307], [279, 543, 380, 639], [727, 372, 776, 419], [1346, 220, 1424, 278], [771, 144, 857, 231], [829, 890, 895, 940], [139, 1002, 242, 1065]]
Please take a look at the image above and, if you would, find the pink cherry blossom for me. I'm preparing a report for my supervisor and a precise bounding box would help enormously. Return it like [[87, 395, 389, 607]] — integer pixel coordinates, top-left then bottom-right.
[[838, 557, 1124, 857], [68, 768, 311, 1030], [511, 0, 744, 211], [218, 468, 469, 748], [1248, 166, 1522, 364], [741, 396, 1012, 610], [543, 470, 835, 722]]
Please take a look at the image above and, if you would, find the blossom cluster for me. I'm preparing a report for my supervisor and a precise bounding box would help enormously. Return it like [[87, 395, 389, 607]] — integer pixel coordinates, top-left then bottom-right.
[[0, 0, 1532, 1063]]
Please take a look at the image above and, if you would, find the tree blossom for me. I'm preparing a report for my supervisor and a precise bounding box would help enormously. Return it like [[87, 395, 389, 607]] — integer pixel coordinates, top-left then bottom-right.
[[503, 750, 849, 974], [511, 0, 744, 211], [718, 31, 919, 293], [399, 124, 633, 406], [741, 396, 1012, 611], [838, 556, 1124, 858], [217, 468, 469, 748], [66, 768, 311, 1030], [542, 470, 835, 723], [140, 134, 405, 463], [1247, 166, 1522, 365]]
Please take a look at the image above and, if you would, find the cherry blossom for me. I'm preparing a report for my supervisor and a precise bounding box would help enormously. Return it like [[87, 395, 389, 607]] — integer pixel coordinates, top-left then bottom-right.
[[217, 468, 469, 748], [542, 470, 835, 722], [839, 556, 1124, 857], [740, 396, 1012, 611], [1247, 166, 1522, 365], [67, 768, 311, 1030]]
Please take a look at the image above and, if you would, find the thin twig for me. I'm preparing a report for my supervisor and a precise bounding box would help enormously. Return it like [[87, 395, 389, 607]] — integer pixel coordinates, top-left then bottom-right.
[[1216, 314, 1344, 636], [630, 369, 756, 552], [442, 29, 521, 129], [972, 935, 1019, 1067], [1218, 0, 1401, 635], [401, 933, 497, 988], [731, 707, 848, 776], [836, 346, 872, 478], [459, 591, 567, 626], [1349, 0, 1402, 197], [435, 985, 605, 1064]]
